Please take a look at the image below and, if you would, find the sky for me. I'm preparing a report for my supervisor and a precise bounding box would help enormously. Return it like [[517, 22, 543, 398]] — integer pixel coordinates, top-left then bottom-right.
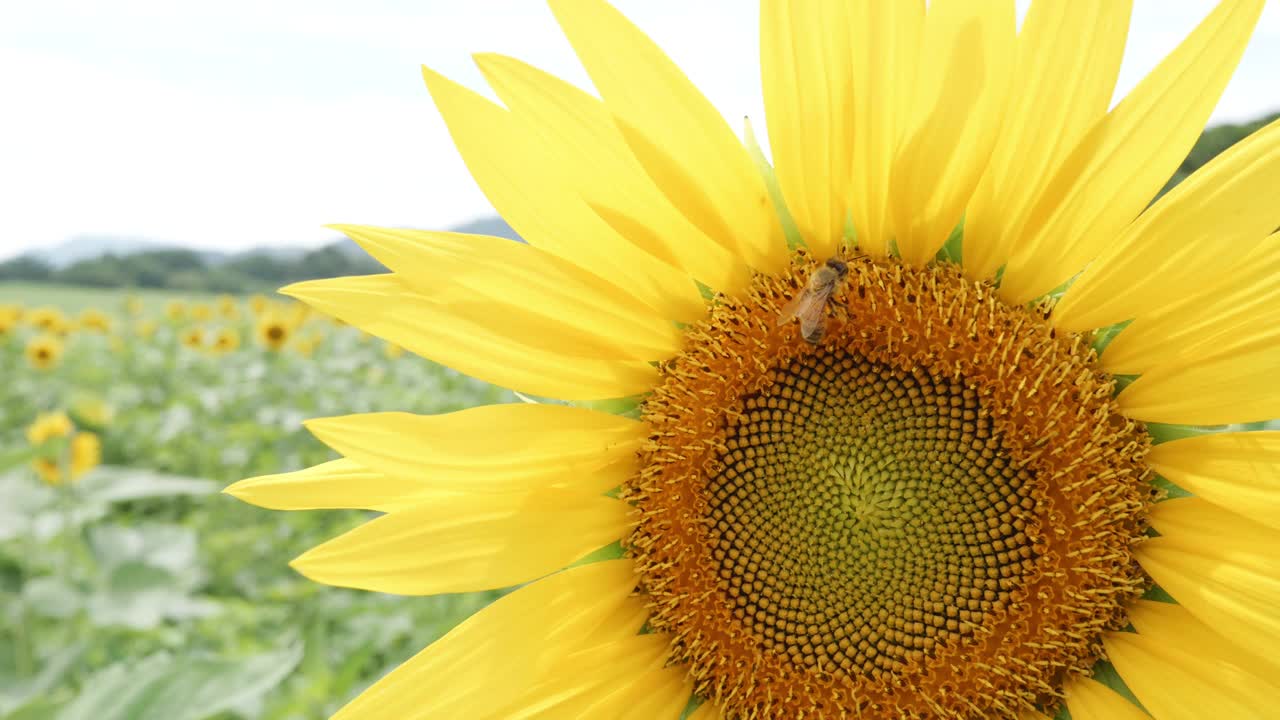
[[1, 0, 1277, 260]]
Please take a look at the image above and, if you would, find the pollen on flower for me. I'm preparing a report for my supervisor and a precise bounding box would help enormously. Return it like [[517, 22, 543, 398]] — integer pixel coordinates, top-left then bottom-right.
[[626, 253, 1154, 719]]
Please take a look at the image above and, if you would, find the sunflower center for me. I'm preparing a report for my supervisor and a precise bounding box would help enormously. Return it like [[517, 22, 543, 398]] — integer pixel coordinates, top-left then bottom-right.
[[267, 325, 284, 341], [627, 253, 1153, 720], [712, 349, 1037, 679]]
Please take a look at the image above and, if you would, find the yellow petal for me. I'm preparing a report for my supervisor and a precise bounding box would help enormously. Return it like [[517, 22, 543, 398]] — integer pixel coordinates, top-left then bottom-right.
[[1138, 498, 1280, 677], [332, 560, 639, 720], [333, 225, 682, 361], [283, 274, 658, 401], [1116, 325, 1280, 425], [420, 65, 705, 323], [962, 0, 1130, 281], [1063, 676, 1151, 720], [1055, 117, 1280, 332], [1101, 233, 1280, 375], [224, 458, 429, 512], [999, 0, 1265, 305], [303, 405, 641, 496], [547, 0, 787, 274], [1104, 627, 1277, 719], [889, 0, 1015, 266], [473, 54, 751, 296], [1146, 431, 1280, 532], [497, 634, 688, 720], [848, 1, 924, 257], [291, 486, 630, 595], [760, 0, 852, 258], [1126, 599, 1280, 682]]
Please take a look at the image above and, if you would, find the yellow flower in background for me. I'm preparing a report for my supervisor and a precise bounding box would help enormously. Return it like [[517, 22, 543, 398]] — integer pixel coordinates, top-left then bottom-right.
[[77, 307, 113, 333], [24, 333, 63, 371], [249, 294, 269, 315], [68, 432, 102, 481], [134, 319, 158, 339], [26, 306, 68, 333], [27, 412, 74, 485], [71, 396, 115, 431], [212, 327, 241, 354], [290, 332, 322, 358], [0, 312, 15, 337], [165, 299, 187, 321], [217, 294, 241, 320], [180, 326, 205, 349], [256, 316, 290, 351], [229, 1, 1280, 719], [190, 303, 214, 322], [382, 341, 404, 360], [0, 303, 24, 322], [27, 412, 74, 446], [25, 413, 101, 485]]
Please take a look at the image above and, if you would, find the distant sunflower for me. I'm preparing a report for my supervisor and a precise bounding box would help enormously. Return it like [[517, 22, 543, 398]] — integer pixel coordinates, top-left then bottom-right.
[[256, 316, 290, 351], [180, 326, 205, 349], [217, 294, 241, 320], [212, 327, 241, 354], [165, 299, 187, 321], [190, 303, 214, 322], [26, 412, 76, 485], [25, 306, 67, 333], [229, 1, 1279, 718], [0, 311, 15, 337], [25, 333, 63, 371], [77, 307, 112, 334]]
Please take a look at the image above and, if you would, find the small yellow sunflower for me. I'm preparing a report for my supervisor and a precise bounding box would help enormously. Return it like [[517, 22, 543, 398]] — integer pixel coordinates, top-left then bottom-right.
[[0, 312, 15, 337], [248, 294, 270, 315], [256, 316, 290, 351], [27, 412, 74, 485], [25, 333, 63, 371], [0, 303, 24, 323], [165, 299, 187, 321], [134, 319, 158, 339], [180, 326, 205, 349], [68, 432, 102, 481], [229, 1, 1280, 718], [123, 295, 143, 316], [25, 306, 68, 333], [217, 294, 241, 320], [77, 307, 113, 334], [211, 327, 241, 354], [190, 303, 214, 321]]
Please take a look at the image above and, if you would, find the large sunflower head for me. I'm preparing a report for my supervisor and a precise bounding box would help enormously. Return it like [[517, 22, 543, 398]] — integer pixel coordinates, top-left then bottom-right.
[[228, 1, 1279, 718]]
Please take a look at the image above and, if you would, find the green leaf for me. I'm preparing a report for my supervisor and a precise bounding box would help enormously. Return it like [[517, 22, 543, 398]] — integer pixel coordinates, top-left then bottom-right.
[[56, 646, 302, 720], [76, 467, 217, 503]]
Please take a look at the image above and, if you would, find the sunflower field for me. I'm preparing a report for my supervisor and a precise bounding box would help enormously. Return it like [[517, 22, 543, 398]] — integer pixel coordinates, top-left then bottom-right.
[[0, 292, 508, 719]]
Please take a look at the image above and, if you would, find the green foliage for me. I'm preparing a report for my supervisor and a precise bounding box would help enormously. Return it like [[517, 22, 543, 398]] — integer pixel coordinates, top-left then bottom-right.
[[0, 294, 510, 719], [0, 242, 387, 294]]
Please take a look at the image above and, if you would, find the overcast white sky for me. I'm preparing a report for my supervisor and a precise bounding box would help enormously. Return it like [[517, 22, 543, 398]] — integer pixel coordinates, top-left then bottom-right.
[[1, 0, 1277, 259]]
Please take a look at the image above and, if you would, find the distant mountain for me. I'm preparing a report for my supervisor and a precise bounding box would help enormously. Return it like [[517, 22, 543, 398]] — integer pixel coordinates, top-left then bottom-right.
[[25, 235, 196, 269], [16, 216, 521, 270]]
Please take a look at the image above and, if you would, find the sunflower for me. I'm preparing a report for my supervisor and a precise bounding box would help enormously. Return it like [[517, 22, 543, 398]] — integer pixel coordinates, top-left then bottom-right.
[[77, 307, 113, 334], [217, 294, 241, 320], [228, 1, 1279, 718], [26, 412, 74, 486], [134, 319, 158, 339], [68, 432, 102, 481], [180, 326, 206, 350], [212, 327, 241, 354], [165, 299, 187, 321], [256, 315, 290, 351], [25, 333, 63, 371], [0, 311, 15, 337]]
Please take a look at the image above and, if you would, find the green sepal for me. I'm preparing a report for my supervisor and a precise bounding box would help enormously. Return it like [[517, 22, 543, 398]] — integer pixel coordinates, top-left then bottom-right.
[[743, 116, 804, 251]]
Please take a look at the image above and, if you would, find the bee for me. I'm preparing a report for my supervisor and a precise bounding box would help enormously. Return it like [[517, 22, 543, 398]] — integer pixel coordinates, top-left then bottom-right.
[[777, 258, 849, 344]]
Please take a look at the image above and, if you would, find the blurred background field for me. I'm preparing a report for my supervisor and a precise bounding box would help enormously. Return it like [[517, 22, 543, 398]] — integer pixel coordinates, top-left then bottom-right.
[[0, 290, 510, 719]]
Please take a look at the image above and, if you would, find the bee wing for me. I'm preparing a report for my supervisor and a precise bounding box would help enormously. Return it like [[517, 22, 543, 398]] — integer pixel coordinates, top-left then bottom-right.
[[777, 289, 812, 326], [795, 294, 829, 340]]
